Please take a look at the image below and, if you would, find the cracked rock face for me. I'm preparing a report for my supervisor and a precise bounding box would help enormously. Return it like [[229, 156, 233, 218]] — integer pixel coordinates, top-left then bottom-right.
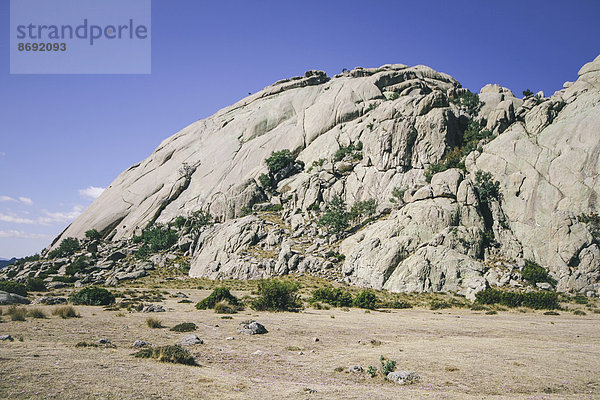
[[37, 55, 600, 298]]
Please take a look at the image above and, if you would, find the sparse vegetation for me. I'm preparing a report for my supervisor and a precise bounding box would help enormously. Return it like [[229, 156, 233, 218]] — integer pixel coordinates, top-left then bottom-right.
[[27, 308, 47, 319], [133, 224, 178, 256], [334, 141, 363, 162], [48, 237, 80, 258], [25, 277, 46, 292], [170, 322, 197, 332], [6, 305, 27, 321], [390, 186, 406, 203], [451, 90, 481, 116], [214, 300, 239, 314], [251, 279, 301, 312], [146, 317, 164, 328], [134, 345, 197, 366], [523, 89, 534, 97], [349, 199, 377, 221], [69, 287, 115, 306], [265, 149, 294, 175], [52, 306, 80, 319], [380, 355, 397, 375]]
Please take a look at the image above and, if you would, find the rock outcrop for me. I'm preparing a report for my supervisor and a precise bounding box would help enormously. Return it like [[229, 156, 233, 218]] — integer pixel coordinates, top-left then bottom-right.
[[3, 55, 600, 299]]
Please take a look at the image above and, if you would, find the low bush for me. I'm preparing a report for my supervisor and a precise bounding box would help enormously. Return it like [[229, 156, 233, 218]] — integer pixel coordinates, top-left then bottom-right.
[[380, 355, 397, 375], [251, 279, 301, 312], [65, 256, 90, 276], [52, 305, 80, 319], [0, 280, 28, 297], [170, 322, 197, 332], [475, 288, 558, 309], [310, 287, 353, 307], [48, 237, 80, 258], [195, 287, 241, 310], [69, 287, 115, 306], [146, 317, 163, 328], [521, 260, 555, 286], [353, 290, 378, 310], [85, 229, 102, 241], [27, 308, 47, 319], [25, 277, 46, 292], [318, 195, 349, 235], [521, 291, 559, 310], [134, 345, 197, 366], [265, 149, 294, 175], [133, 224, 178, 253], [7, 305, 27, 321]]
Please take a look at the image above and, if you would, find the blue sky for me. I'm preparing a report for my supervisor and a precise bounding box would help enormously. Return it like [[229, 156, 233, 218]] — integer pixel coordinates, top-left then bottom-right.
[[1, 0, 599, 258]]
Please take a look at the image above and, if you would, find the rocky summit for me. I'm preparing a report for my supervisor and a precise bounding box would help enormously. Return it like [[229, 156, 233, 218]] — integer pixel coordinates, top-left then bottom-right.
[[3, 55, 600, 299]]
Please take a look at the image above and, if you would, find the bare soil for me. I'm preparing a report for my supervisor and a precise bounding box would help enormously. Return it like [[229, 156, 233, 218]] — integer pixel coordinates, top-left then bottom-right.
[[1, 289, 599, 399]]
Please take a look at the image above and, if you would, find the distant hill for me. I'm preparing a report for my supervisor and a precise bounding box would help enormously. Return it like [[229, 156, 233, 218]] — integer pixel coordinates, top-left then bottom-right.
[[0, 258, 17, 269]]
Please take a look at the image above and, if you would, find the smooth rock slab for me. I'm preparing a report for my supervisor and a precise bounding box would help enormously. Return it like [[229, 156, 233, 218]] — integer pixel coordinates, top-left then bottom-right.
[[0, 291, 30, 305], [387, 371, 420, 385], [237, 321, 268, 335], [0, 335, 14, 341]]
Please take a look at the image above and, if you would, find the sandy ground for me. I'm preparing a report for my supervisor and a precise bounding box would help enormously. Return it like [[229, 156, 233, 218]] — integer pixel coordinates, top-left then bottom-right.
[[1, 289, 599, 400]]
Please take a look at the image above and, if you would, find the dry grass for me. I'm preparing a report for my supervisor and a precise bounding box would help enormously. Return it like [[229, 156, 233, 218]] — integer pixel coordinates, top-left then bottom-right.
[[146, 317, 163, 328], [27, 308, 47, 319], [6, 305, 27, 321], [0, 289, 598, 399], [51, 305, 80, 319]]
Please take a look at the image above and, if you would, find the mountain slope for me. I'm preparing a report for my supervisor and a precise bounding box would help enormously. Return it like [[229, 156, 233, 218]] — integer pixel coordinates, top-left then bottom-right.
[[11, 55, 600, 298]]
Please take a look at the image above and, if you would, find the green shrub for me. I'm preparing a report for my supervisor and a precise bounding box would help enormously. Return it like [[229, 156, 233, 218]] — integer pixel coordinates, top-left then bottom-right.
[[146, 317, 163, 328], [52, 275, 78, 284], [310, 287, 353, 307], [367, 365, 378, 377], [474, 170, 501, 204], [52, 305, 79, 319], [574, 294, 588, 304], [69, 287, 115, 306], [7, 305, 27, 321], [521, 260, 555, 286], [521, 291, 559, 310], [251, 279, 301, 312], [195, 287, 241, 310], [132, 224, 178, 253], [265, 149, 294, 174], [429, 300, 452, 310], [349, 199, 377, 221], [0, 280, 28, 296], [170, 322, 197, 332], [48, 237, 80, 258], [173, 216, 186, 229], [390, 186, 406, 203], [380, 355, 397, 375], [451, 90, 481, 116], [134, 345, 197, 366], [573, 309, 587, 316], [353, 290, 377, 309], [475, 288, 558, 309], [258, 173, 274, 190], [334, 142, 363, 162], [522, 89, 533, 97], [318, 195, 349, 235], [25, 277, 46, 292], [84, 229, 102, 241]]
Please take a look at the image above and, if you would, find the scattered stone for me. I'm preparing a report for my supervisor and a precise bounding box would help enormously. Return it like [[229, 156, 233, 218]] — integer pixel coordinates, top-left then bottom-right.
[[303, 388, 317, 394], [0, 335, 14, 341], [536, 282, 552, 290], [313, 337, 320, 342], [174, 292, 188, 298], [97, 338, 111, 345], [132, 340, 151, 347], [386, 371, 420, 385], [141, 304, 165, 313], [0, 291, 30, 305], [32, 296, 67, 305], [225, 337, 235, 340], [252, 350, 264, 356], [178, 335, 203, 346], [298, 351, 304, 355], [237, 321, 268, 335], [348, 365, 363, 373]]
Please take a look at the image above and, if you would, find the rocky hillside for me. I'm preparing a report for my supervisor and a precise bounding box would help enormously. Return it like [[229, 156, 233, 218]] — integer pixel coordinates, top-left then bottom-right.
[[3, 55, 600, 299]]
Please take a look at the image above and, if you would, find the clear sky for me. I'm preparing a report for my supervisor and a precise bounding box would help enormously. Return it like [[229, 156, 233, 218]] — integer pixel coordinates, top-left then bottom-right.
[[1, 0, 599, 258]]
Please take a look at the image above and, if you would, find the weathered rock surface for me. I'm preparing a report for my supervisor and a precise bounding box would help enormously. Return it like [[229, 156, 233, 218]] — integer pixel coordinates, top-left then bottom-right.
[[237, 321, 268, 335], [3, 55, 600, 298]]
